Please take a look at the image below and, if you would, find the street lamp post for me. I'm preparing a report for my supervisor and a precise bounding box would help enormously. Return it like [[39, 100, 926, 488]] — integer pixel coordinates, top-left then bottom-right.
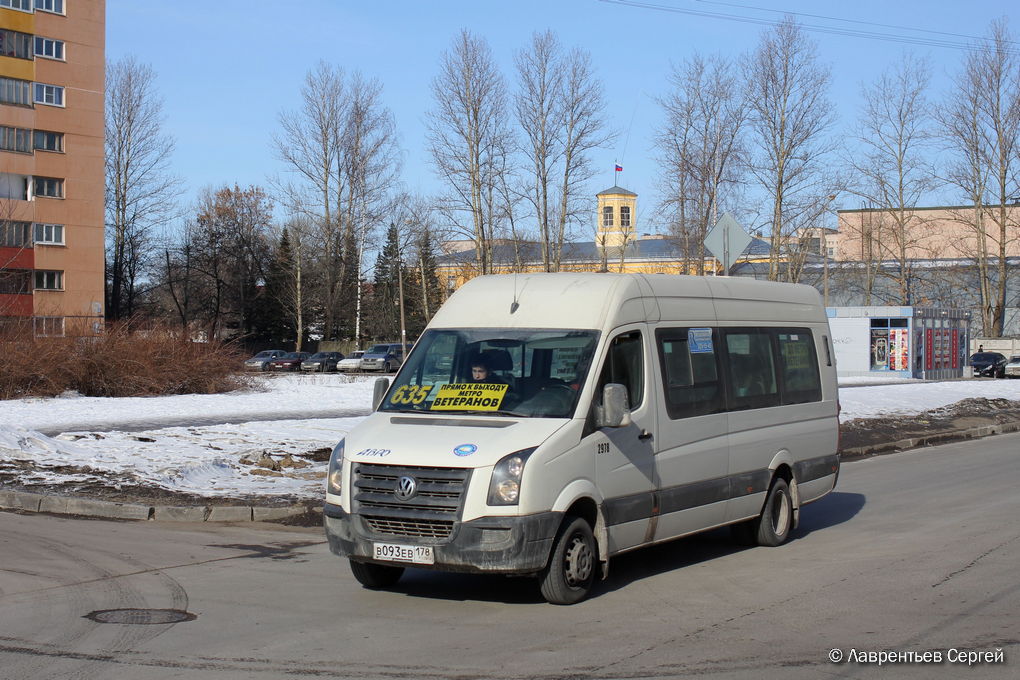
[[823, 245, 829, 307], [823, 195, 837, 308]]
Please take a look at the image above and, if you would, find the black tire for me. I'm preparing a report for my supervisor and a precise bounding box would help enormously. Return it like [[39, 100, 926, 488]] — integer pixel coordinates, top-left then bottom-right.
[[755, 478, 793, 547], [349, 559, 404, 589], [539, 516, 597, 605]]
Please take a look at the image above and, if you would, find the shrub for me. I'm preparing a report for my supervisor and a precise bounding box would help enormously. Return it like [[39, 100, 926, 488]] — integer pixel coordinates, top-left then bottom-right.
[[0, 324, 252, 400]]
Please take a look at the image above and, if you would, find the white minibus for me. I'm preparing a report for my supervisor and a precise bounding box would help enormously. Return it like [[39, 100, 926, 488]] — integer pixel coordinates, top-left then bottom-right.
[[324, 273, 840, 604]]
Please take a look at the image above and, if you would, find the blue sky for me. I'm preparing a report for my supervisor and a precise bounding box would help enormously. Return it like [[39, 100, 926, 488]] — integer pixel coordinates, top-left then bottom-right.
[[107, 0, 1018, 234]]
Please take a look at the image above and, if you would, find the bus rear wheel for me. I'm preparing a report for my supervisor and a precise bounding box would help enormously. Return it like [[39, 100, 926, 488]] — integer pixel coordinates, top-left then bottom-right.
[[756, 478, 792, 546]]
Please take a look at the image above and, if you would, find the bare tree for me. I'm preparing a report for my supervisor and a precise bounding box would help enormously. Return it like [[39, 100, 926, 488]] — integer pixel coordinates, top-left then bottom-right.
[[428, 29, 512, 275], [655, 54, 746, 275], [274, 64, 399, 344], [938, 19, 1020, 335], [340, 73, 401, 343], [273, 62, 345, 338], [188, 185, 274, 339], [743, 18, 838, 281], [105, 56, 182, 321], [847, 54, 940, 304], [515, 31, 613, 271]]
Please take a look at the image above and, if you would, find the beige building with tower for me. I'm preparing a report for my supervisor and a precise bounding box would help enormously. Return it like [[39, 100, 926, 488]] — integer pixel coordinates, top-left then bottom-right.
[[0, 0, 105, 336], [436, 184, 771, 297], [595, 185, 637, 261]]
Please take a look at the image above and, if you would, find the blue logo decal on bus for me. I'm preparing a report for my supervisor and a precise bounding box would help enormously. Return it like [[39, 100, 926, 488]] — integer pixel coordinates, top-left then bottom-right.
[[454, 444, 477, 457]]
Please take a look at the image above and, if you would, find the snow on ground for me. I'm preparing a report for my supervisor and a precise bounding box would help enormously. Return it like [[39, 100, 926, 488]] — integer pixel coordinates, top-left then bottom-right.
[[2, 374, 1020, 501], [0, 373, 378, 434], [837, 379, 1020, 420]]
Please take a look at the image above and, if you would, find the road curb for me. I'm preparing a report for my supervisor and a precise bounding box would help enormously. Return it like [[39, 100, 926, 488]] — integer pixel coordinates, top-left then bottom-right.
[[839, 420, 1020, 459], [0, 490, 319, 524]]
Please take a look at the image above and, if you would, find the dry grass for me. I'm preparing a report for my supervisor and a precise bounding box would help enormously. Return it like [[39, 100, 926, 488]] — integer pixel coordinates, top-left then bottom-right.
[[0, 325, 252, 400]]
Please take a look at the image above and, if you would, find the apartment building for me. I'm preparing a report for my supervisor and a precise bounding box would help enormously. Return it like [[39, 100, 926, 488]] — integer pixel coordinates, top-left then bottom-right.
[[0, 0, 104, 336]]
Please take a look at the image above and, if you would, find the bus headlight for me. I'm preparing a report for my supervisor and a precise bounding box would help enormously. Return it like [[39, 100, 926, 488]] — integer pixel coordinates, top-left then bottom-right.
[[326, 439, 345, 496], [487, 448, 536, 506]]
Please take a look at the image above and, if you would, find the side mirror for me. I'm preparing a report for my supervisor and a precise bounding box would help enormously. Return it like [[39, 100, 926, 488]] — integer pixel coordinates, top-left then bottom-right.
[[372, 377, 391, 411], [595, 383, 632, 428]]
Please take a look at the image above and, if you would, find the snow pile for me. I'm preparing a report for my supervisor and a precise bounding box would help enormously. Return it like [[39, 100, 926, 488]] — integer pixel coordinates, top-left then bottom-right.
[[836, 380, 1020, 420]]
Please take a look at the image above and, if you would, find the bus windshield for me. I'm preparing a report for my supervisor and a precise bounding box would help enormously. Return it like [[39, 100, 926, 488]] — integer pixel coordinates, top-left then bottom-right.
[[379, 328, 599, 418]]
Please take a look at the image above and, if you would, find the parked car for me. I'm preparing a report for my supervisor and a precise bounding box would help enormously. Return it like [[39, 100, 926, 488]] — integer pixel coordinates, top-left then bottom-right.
[[267, 351, 312, 372], [969, 351, 1008, 378], [244, 349, 288, 371], [300, 351, 345, 373], [359, 343, 410, 372], [336, 350, 364, 373], [1004, 355, 1020, 378]]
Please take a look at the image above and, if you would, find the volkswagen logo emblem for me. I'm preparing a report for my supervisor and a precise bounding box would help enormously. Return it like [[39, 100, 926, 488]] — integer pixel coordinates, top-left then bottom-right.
[[394, 475, 418, 501]]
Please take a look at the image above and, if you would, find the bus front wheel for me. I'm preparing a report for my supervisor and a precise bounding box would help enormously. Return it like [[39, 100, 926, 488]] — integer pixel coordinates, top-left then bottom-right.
[[539, 516, 596, 605]]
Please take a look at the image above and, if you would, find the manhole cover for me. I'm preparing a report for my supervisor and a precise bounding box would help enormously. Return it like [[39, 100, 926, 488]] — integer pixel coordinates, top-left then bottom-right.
[[84, 608, 197, 625]]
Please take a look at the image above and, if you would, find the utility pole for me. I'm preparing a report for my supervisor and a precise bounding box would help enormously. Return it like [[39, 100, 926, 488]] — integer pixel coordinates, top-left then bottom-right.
[[397, 250, 407, 349]]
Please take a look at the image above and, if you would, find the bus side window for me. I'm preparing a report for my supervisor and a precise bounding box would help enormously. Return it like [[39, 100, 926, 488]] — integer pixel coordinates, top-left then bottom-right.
[[724, 330, 779, 410], [656, 328, 723, 419], [777, 330, 822, 404]]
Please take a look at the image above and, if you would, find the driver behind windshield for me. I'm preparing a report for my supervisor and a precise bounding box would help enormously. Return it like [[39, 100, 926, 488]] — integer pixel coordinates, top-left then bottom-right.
[[470, 355, 505, 384]]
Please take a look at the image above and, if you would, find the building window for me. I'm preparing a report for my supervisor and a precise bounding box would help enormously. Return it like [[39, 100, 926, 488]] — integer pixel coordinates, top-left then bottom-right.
[[34, 36, 64, 60], [1, 220, 32, 247], [34, 0, 64, 14], [0, 173, 30, 200], [0, 77, 32, 107], [602, 206, 613, 227], [33, 270, 62, 290], [0, 29, 33, 59], [33, 130, 63, 152], [0, 270, 32, 294], [34, 316, 65, 337], [34, 222, 63, 244], [33, 83, 64, 107], [33, 176, 63, 198], [620, 205, 631, 228], [0, 125, 32, 153], [0, 0, 32, 12]]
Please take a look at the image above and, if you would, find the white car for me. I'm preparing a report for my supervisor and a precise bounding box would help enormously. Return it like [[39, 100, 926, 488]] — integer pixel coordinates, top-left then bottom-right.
[[336, 351, 364, 373], [1005, 355, 1020, 378]]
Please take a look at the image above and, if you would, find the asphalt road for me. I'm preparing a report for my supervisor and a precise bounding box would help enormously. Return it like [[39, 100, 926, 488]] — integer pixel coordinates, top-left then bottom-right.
[[1, 433, 1018, 680]]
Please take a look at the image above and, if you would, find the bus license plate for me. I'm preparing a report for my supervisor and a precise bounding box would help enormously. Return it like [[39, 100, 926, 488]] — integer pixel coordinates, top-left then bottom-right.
[[373, 542, 434, 565]]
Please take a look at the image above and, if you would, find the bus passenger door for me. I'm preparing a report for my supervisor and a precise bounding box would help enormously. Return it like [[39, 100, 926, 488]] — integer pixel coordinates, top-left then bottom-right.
[[650, 327, 729, 540]]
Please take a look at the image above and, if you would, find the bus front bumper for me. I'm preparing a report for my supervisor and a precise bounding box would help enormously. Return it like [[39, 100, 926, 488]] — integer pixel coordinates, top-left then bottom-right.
[[323, 503, 561, 574]]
